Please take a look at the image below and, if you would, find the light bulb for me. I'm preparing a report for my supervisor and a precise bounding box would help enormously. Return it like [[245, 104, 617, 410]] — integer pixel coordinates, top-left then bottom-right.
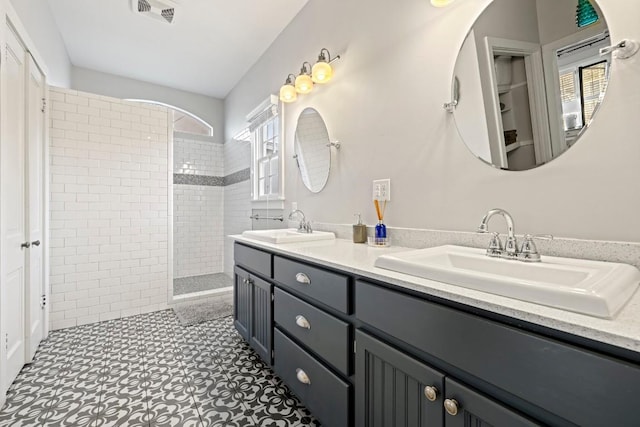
[[295, 73, 314, 94], [430, 0, 454, 7], [312, 61, 333, 84], [279, 83, 297, 103]]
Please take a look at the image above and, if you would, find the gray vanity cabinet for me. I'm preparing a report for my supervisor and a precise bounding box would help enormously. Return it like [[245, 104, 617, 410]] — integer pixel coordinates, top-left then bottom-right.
[[233, 243, 274, 365], [233, 265, 273, 364], [355, 330, 444, 427], [233, 266, 251, 341], [443, 378, 538, 427], [234, 242, 640, 427], [355, 329, 537, 427]]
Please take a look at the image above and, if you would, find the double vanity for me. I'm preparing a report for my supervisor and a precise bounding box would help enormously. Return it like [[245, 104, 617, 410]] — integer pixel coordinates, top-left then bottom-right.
[[232, 231, 640, 427]]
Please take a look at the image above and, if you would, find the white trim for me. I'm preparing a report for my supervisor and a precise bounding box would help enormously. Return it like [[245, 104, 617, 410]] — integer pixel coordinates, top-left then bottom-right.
[[484, 37, 552, 168], [3, 1, 49, 77], [42, 81, 50, 342], [0, 0, 6, 409]]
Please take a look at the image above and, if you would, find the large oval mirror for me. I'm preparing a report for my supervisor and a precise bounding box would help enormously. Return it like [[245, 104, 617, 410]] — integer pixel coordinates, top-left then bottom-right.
[[453, 0, 610, 171], [294, 108, 332, 193]]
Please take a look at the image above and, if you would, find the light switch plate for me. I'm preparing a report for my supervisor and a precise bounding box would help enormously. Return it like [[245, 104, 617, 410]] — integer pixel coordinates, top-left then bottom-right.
[[372, 179, 391, 201]]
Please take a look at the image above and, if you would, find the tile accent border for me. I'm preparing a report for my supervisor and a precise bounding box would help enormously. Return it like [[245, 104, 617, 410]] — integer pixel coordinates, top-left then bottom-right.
[[223, 168, 251, 186], [173, 168, 250, 187]]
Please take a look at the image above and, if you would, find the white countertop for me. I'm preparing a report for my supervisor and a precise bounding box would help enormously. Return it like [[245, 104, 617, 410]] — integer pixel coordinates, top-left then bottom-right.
[[232, 235, 640, 354]]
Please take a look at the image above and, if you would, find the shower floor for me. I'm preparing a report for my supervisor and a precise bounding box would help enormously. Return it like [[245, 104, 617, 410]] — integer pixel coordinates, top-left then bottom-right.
[[173, 273, 233, 296]]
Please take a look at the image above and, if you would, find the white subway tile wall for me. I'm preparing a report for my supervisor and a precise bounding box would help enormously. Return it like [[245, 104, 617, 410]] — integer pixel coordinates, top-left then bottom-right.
[[223, 139, 252, 277], [173, 136, 223, 176], [173, 137, 225, 278], [49, 87, 170, 330]]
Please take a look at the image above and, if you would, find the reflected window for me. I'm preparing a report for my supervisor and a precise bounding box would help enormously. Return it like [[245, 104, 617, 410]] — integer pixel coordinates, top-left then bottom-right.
[[579, 61, 608, 125]]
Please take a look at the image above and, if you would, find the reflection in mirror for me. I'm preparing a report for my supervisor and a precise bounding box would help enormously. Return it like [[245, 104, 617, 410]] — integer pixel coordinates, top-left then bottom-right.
[[294, 108, 331, 193], [452, 0, 609, 171]]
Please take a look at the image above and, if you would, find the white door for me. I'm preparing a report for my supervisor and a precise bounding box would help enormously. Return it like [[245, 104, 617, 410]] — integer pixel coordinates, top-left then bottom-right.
[[1, 26, 27, 384], [25, 54, 46, 361]]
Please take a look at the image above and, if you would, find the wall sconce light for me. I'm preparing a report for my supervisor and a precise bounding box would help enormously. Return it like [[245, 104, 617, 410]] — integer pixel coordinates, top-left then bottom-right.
[[295, 62, 314, 94], [430, 0, 454, 7], [312, 48, 340, 84], [279, 74, 298, 103]]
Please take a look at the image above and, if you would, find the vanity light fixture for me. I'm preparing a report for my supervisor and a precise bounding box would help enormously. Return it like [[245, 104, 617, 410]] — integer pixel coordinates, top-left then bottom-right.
[[576, 0, 599, 28], [430, 0, 454, 7], [312, 48, 340, 84], [295, 62, 314, 94], [280, 49, 341, 103], [279, 74, 298, 103]]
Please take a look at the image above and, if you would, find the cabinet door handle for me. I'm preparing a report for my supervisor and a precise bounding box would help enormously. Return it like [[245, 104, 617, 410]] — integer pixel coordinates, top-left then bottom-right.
[[295, 273, 311, 284], [444, 398, 459, 416], [20, 241, 31, 249], [424, 385, 438, 402], [296, 368, 311, 385], [295, 315, 311, 330], [31, 240, 41, 247]]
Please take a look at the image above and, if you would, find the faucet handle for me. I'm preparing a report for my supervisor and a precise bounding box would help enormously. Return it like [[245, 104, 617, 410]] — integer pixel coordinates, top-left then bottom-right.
[[518, 234, 553, 262], [486, 232, 503, 257]]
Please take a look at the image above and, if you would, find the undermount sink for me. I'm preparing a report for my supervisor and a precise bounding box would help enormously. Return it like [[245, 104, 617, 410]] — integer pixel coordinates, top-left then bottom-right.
[[375, 245, 640, 318], [242, 228, 335, 244]]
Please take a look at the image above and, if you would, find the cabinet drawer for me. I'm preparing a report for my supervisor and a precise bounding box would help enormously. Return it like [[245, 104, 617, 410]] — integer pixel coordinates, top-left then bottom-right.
[[356, 280, 640, 427], [274, 328, 350, 427], [274, 256, 349, 313], [234, 243, 272, 278], [275, 288, 350, 375]]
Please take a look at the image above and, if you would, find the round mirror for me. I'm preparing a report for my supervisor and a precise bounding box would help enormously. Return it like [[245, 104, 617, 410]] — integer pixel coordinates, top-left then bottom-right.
[[452, 0, 610, 171], [294, 108, 331, 193]]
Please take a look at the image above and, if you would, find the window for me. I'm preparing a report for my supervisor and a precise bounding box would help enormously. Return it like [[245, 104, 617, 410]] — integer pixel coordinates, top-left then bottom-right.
[[247, 95, 282, 201]]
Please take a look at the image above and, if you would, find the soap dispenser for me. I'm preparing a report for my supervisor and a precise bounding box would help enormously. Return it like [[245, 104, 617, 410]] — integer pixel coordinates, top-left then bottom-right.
[[353, 214, 367, 244]]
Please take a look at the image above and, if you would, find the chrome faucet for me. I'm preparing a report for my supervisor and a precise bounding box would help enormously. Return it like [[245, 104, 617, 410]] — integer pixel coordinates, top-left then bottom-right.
[[289, 209, 313, 233], [477, 208, 553, 262], [477, 208, 518, 259]]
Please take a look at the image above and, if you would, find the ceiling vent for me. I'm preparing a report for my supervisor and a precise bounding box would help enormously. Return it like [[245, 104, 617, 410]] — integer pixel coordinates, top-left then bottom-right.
[[131, 0, 177, 24]]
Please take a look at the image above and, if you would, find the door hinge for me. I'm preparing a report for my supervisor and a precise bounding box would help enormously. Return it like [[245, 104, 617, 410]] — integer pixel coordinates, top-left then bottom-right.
[[353, 341, 357, 354], [5, 333, 8, 352], [41, 97, 46, 113], [41, 294, 47, 309]]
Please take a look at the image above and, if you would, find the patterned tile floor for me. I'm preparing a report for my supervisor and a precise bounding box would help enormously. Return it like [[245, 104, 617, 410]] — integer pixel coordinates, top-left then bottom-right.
[[174, 274, 233, 296], [0, 311, 319, 426]]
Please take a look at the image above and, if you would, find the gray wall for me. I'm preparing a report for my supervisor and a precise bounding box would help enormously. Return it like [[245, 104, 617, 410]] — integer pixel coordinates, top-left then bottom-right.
[[72, 66, 225, 145], [8, 0, 72, 87], [224, 0, 640, 243]]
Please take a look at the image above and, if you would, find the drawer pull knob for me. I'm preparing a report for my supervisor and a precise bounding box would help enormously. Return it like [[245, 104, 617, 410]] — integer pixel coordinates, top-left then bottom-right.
[[296, 368, 311, 385], [295, 273, 311, 284], [295, 315, 311, 330], [444, 398, 459, 416], [424, 385, 438, 402]]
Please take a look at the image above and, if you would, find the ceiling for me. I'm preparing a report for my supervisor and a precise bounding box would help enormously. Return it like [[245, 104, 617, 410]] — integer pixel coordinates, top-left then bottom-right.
[[48, 0, 309, 98]]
